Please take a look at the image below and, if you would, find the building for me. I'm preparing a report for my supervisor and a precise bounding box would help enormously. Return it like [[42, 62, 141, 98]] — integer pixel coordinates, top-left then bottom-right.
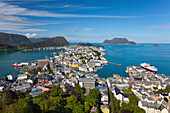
[[7, 73, 17, 81], [37, 74, 53, 84], [17, 74, 28, 80], [29, 88, 43, 97], [37, 59, 49, 68], [100, 105, 110, 113], [79, 78, 95, 89]]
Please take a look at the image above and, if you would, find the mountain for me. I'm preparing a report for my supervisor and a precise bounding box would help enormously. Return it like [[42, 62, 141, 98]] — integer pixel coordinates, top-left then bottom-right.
[[29, 37, 50, 43], [0, 43, 18, 52], [20, 36, 69, 48], [103, 38, 136, 45], [0, 32, 31, 46]]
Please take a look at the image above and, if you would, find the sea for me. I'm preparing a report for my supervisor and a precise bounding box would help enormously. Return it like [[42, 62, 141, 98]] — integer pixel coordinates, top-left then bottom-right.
[[0, 43, 170, 78]]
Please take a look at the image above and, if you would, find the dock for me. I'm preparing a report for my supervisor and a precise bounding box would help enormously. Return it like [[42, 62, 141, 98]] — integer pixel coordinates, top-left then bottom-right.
[[108, 62, 122, 66]]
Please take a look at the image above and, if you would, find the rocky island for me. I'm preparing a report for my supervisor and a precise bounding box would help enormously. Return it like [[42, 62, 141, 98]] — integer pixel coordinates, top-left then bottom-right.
[[102, 38, 136, 45]]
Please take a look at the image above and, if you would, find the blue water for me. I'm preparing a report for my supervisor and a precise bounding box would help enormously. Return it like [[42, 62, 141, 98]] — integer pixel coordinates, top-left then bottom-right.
[[95, 43, 170, 78], [0, 44, 170, 78], [0, 49, 62, 77]]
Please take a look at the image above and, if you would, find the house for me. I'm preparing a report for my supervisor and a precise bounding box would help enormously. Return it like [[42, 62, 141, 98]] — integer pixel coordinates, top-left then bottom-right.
[[72, 63, 79, 68], [138, 99, 169, 113], [113, 87, 124, 101], [101, 92, 109, 104], [100, 105, 110, 113], [37, 74, 53, 84], [37, 86, 50, 91], [37, 59, 49, 68], [29, 88, 43, 97], [90, 106, 97, 113], [79, 78, 95, 89], [60, 83, 70, 93], [17, 74, 28, 80], [112, 87, 130, 103], [7, 73, 17, 81]]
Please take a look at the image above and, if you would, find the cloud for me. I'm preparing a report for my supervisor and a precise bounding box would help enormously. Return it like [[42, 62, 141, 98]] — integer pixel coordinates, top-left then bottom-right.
[[0, 2, 140, 18], [110, 33, 129, 37], [65, 34, 111, 43], [25, 33, 37, 38], [83, 28, 93, 31], [0, 1, 141, 32], [36, 4, 101, 9], [144, 24, 170, 29]]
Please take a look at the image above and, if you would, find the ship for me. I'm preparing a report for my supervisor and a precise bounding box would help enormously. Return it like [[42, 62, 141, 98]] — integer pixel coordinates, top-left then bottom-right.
[[140, 63, 158, 72], [13, 63, 22, 67]]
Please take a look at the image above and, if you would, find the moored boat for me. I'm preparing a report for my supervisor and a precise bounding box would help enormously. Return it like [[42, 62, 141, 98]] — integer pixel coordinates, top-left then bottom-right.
[[140, 63, 157, 72], [13, 63, 22, 67]]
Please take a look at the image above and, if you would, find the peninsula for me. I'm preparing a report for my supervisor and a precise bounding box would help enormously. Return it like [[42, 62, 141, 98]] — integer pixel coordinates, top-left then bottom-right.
[[0, 45, 169, 113], [103, 38, 136, 45]]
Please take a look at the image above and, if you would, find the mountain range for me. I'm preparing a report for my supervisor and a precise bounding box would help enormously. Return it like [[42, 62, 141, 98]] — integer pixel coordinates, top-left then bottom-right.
[[0, 32, 69, 51], [0, 32, 31, 46], [20, 36, 69, 48], [29, 37, 50, 43]]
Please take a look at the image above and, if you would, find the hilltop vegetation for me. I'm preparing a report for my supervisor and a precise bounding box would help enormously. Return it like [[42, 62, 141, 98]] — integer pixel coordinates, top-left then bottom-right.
[[29, 37, 50, 43], [0, 43, 18, 52], [0, 32, 31, 46], [0, 85, 101, 113]]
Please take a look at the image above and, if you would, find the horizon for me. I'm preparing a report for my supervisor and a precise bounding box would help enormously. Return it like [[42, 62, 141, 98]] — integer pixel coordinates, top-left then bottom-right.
[[0, 0, 170, 43]]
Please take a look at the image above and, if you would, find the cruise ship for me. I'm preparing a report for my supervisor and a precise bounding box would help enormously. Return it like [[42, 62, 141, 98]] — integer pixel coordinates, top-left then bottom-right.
[[140, 63, 158, 72]]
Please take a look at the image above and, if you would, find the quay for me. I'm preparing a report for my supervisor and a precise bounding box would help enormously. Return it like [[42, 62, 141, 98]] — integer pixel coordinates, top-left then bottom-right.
[[108, 62, 122, 66]]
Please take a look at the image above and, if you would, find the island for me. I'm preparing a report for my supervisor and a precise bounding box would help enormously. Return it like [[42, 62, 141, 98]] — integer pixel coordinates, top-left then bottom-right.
[[102, 38, 136, 45], [152, 44, 159, 46]]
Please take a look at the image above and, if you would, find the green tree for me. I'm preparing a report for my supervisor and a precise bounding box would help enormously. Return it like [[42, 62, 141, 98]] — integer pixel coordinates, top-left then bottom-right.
[[15, 98, 33, 113], [85, 88, 101, 113], [50, 85, 65, 97], [0, 90, 18, 105], [128, 95, 139, 105]]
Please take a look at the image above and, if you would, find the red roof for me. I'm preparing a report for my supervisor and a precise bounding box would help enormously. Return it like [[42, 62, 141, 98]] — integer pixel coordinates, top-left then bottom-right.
[[46, 84, 53, 88]]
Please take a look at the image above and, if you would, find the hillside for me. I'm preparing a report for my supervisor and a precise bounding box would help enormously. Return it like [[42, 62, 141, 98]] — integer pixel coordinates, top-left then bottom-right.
[[20, 36, 69, 48], [29, 37, 50, 43], [0, 43, 18, 52], [0, 32, 31, 46], [103, 38, 136, 45]]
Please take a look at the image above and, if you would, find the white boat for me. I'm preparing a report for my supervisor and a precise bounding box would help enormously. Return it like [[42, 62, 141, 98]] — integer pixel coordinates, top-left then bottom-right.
[[140, 63, 157, 72]]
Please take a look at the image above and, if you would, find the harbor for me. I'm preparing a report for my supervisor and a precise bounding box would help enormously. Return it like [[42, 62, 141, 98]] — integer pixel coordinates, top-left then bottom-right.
[[0, 45, 169, 113]]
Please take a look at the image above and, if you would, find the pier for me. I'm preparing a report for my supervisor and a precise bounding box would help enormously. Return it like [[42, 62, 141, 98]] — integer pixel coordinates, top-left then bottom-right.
[[108, 62, 122, 66]]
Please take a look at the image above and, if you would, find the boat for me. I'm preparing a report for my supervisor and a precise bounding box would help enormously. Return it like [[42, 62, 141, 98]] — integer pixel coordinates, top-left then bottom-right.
[[50, 52, 57, 55], [140, 63, 157, 72], [13, 63, 22, 67]]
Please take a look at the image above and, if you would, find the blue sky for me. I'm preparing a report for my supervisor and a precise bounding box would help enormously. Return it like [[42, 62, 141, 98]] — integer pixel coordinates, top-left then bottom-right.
[[0, 0, 170, 43]]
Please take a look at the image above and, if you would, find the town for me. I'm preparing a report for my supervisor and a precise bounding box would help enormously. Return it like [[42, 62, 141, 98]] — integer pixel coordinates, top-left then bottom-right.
[[0, 45, 169, 113]]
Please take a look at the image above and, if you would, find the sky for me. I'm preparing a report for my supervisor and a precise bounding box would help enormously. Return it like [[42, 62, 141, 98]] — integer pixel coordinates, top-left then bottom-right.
[[0, 0, 170, 43]]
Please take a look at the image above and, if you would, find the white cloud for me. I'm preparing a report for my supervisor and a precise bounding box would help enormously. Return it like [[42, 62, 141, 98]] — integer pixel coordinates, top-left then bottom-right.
[[144, 24, 170, 29], [25, 33, 37, 38], [83, 28, 93, 31], [65, 34, 111, 43], [0, 1, 141, 32], [0, 2, 140, 18]]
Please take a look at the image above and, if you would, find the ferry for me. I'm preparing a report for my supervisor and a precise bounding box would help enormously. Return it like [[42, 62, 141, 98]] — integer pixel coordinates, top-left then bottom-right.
[[13, 63, 22, 67], [140, 63, 158, 72]]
